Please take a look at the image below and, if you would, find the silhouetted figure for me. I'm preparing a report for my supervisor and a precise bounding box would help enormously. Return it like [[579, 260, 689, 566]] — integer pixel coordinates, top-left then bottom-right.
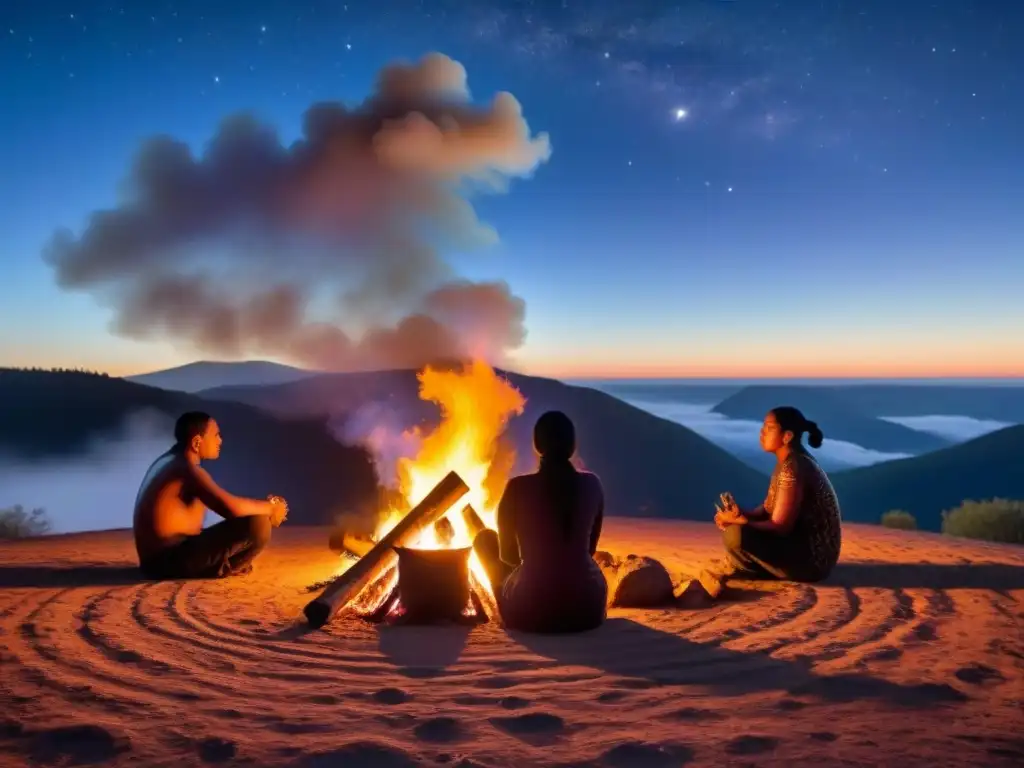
[[132, 411, 288, 579], [715, 406, 842, 582], [474, 411, 608, 633]]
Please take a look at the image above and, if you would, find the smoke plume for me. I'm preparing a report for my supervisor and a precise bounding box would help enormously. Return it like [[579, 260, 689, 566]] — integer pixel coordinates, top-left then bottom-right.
[[45, 53, 551, 370]]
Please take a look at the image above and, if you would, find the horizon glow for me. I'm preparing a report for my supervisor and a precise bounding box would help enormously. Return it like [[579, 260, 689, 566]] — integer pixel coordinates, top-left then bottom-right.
[[2, 4, 1022, 379]]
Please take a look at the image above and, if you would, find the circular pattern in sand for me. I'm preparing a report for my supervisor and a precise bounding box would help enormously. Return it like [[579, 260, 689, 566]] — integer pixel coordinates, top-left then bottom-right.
[[1, 521, 1022, 767]]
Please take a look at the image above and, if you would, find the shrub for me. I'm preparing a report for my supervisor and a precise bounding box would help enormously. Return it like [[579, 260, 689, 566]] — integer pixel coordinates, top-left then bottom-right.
[[881, 509, 917, 530], [941, 499, 1024, 545], [0, 505, 52, 539]]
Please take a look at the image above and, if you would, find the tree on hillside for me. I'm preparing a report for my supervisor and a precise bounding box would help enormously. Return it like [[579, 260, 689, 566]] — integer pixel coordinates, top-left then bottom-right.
[[942, 499, 1024, 545], [880, 509, 917, 530], [0, 505, 52, 539]]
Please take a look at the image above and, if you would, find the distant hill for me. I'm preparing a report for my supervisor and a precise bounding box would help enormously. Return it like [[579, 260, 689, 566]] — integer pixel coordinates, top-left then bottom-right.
[[830, 424, 1024, 531], [833, 384, 1024, 424], [713, 385, 951, 454], [0, 369, 379, 526], [127, 360, 317, 393], [202, 367, 770, 520]]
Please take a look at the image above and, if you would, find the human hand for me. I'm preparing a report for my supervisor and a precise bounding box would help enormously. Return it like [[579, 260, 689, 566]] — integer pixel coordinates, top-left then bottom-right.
[[268, 495, 288, 527], [715, 493, 746, 528], [716, 492, 741, 518]]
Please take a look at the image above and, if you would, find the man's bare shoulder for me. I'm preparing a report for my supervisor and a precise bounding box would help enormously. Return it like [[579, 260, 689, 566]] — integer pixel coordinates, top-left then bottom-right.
[[141, 452, 193, 489]]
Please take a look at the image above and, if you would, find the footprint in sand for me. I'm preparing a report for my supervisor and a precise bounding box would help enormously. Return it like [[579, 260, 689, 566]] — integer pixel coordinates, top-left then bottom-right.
[[372, 687, 412, 705], [599, 741, 695, 767], [663, 707, 725, 722], [913, 622, 939, 641], [29, 724, 131, 764], [197, 736, 237, 763], [210, 708, 245, 720], [397, 666, 445, 679], [955, 663, 1006, 685], [412, 716, 469, 744], [596, 691, 629, 704], [499, 696, 531, 710], [809, 732, 839, 742], [775, 698, 807, 711], [863, 646, 904, 662], [307, 694, 340, 705], [303, 741, 420, 768], [489, 713, 566, 745], [725, 735, 780, 755]]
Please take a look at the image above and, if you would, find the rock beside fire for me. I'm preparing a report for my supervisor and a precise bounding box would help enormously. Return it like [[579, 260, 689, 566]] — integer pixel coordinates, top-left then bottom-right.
[[674, 573, 721, 608], [598, 552, 675, 608]]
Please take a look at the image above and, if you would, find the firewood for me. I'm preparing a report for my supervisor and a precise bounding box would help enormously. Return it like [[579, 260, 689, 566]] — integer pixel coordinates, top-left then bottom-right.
[[328, 531, 375, 558], [303, 470, 470, 628], [460, 504, 487, 540]]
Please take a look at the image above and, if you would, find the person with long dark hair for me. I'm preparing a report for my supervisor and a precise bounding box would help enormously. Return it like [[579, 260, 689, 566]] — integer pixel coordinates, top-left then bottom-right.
[[714, 406, 843, 582], [473, 410, 607, 632]]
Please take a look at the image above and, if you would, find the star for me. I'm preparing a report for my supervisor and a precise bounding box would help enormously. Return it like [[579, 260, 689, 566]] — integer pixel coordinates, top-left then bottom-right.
[[673, 107, 688, 121], [260, 25, 267, 33], [213, 75, 220, 84], [346, 43, 352, 50], [727, 186, 733, 192]]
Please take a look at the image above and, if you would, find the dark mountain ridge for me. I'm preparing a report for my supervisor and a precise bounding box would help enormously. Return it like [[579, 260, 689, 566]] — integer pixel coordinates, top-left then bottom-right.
[[0, 369, 380, 527], [127, 360, 317, 393], [201, 367, 770, 520], [829, 424, 1024, 531]]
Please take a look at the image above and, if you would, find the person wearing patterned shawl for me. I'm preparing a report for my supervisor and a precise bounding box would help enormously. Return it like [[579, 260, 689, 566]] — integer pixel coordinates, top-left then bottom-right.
[[713, 406, 843, 583]]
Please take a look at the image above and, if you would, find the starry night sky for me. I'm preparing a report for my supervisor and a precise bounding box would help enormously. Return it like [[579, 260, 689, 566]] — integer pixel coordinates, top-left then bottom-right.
[[2, 1, 1022, 378]]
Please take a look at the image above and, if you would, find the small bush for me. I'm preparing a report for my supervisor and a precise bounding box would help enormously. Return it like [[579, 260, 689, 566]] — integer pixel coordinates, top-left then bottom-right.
[[941, 499, 1024, 545], [881, 509, 917, 530], [0, 505, 52, 539]]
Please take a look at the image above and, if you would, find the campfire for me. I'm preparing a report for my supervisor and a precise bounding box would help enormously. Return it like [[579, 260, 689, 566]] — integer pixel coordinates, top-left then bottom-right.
[[304, 361, 525, 628]]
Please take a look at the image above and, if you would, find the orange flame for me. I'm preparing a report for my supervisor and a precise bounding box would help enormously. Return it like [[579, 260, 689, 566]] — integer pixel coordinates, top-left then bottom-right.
[[373, 360, 526, 592]]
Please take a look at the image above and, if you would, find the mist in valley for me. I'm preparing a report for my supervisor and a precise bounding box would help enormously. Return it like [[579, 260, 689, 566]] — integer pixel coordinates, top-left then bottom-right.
[[0, 410, 174, 534]]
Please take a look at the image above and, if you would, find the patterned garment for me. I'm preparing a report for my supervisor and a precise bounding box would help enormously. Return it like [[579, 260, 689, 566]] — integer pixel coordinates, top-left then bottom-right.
[[764, 448, 843, 578]]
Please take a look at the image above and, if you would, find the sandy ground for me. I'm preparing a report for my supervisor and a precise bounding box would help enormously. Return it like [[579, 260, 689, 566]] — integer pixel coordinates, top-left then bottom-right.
[[1, 519, 1021, 768]]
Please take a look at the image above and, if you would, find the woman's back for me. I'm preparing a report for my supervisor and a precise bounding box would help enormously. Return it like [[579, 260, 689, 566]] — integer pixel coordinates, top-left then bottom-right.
[[510, 471, 603, 570], [498, 470, 607, 632], [772, 451, 842, 579]]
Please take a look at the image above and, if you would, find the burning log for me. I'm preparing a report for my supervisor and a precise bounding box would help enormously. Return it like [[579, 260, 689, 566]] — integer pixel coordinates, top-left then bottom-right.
[[303, 470, 470, 628], [328, 531, 375, 558], [434, 517, 455, 546], [461, 504, 487, 540]]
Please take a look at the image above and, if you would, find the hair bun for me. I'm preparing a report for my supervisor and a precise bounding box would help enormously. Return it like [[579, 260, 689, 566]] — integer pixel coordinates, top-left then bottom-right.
[[806, 419, 824, 448]]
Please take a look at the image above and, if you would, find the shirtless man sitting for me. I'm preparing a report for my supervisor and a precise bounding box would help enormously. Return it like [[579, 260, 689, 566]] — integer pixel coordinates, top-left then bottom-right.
[[133, 411, 288, 580]]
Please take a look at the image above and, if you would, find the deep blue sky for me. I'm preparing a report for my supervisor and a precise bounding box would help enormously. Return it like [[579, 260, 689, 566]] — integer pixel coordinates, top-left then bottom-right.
[[2, 1, 1022, 378]]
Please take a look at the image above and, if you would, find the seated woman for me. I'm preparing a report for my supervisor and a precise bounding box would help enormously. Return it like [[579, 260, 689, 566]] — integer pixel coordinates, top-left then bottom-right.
[[715, 406, 842, 583], [473, 411, 608, 633]]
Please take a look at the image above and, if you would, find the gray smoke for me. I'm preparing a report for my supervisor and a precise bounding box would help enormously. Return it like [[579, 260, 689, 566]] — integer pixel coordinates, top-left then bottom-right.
[[45, 53, 551, 370]]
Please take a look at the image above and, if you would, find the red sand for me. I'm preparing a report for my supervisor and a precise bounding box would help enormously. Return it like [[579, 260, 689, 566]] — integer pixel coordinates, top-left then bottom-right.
[[1, 519, 1021, 767]]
